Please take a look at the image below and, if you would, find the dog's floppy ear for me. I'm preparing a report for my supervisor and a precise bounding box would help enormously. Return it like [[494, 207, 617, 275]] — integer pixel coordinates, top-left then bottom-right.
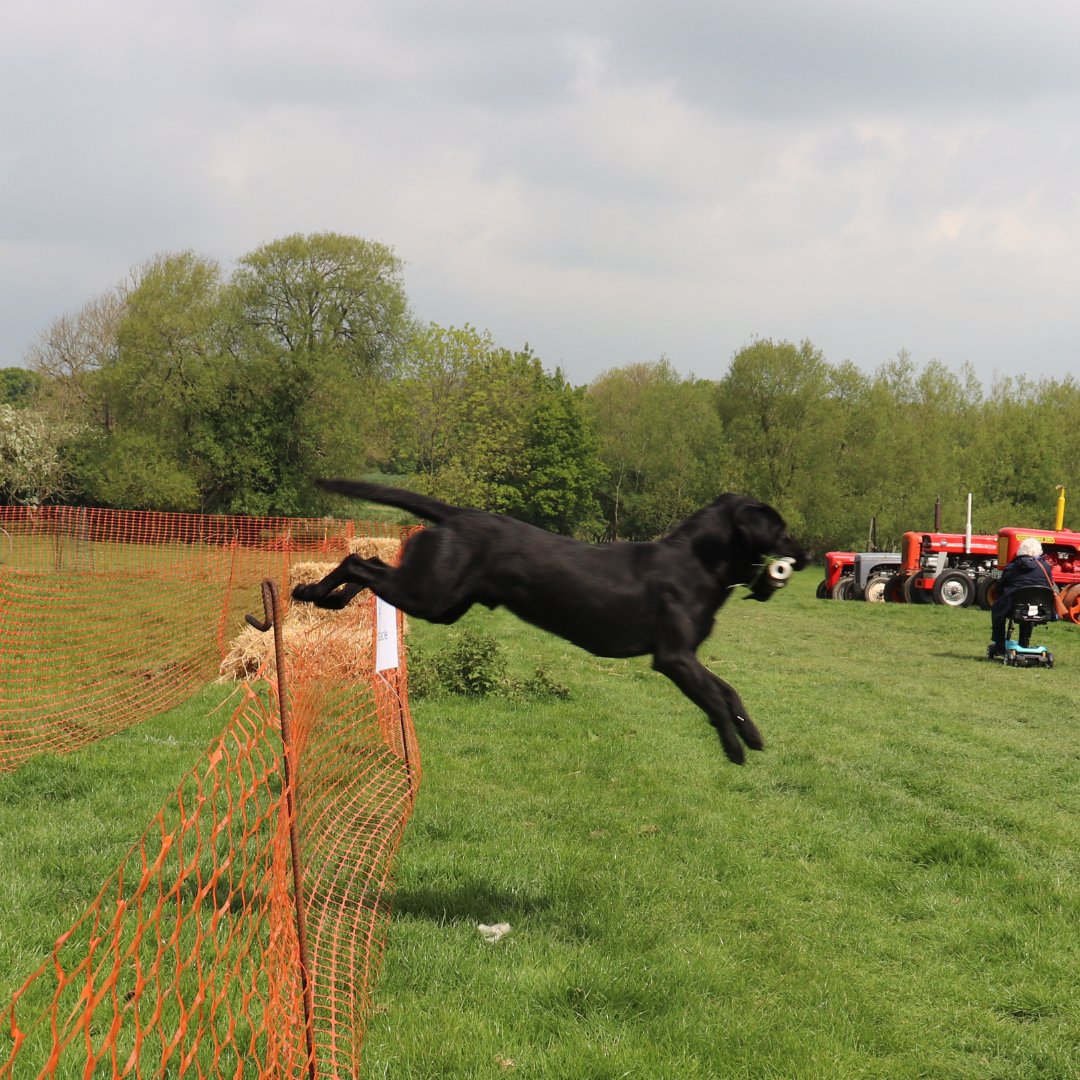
[[735, 501, 808, 568], [733, 501, 784, 551]]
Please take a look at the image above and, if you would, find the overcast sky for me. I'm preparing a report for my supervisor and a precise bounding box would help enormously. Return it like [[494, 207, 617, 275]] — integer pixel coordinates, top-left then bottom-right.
[[3, 0, 1079, 388]]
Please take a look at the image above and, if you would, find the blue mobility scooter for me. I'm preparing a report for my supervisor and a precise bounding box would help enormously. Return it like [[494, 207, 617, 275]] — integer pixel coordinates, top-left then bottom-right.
[[987, 585, 1056, 667]]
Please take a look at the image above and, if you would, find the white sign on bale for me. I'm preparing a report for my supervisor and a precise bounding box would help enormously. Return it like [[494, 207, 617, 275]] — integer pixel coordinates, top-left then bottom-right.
[[375, 596, 399, 672]]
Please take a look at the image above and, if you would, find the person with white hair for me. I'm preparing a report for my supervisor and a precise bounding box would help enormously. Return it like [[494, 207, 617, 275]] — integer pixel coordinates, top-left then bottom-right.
[[989, 537, 1057, 656]]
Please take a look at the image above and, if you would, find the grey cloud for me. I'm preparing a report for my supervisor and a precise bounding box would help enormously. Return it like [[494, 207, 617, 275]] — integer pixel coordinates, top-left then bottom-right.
[[2, 0, 1080, 383]]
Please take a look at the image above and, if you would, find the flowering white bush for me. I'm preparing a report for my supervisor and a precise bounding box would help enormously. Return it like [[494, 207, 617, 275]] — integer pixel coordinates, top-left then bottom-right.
[[0, 404, 77, 504]]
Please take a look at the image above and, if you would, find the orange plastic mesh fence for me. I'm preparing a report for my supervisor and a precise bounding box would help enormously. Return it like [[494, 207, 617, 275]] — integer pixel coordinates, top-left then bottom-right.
[[2, 684, 310, 1077], [287, 625, 419, 1076], [1, 529, 421, 1077], [0, 504, 403, 772]]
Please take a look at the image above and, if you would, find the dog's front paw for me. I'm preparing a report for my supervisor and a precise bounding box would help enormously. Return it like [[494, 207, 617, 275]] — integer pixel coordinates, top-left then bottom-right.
[[735, 714, 765, 751], [291, 584, 316, 603], [717, 725, 747, 765]]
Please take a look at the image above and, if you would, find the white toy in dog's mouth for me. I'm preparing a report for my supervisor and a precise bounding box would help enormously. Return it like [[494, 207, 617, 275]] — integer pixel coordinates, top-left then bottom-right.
[[765, 556, 796, 584], [740, 555, 797, 599]]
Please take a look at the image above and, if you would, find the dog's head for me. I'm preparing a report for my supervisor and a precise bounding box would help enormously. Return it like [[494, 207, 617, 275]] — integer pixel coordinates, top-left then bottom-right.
[[684, 495, 808, 601], [737, 501, 809, 601]]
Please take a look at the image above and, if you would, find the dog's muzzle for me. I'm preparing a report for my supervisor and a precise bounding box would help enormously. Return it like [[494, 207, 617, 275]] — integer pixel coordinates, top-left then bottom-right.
[[746, 556, 797, 601]]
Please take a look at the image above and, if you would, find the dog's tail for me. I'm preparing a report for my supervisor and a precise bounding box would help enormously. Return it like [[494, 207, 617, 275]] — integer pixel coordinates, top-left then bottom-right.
[[316, 479, 460, 523]]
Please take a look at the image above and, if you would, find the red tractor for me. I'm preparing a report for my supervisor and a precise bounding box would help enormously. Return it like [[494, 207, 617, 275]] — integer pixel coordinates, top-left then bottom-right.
[[817, 550, 903, 600], [888, 531, 999, 608], [991, 528, 1080, 624], [817, 551, 856, 598]]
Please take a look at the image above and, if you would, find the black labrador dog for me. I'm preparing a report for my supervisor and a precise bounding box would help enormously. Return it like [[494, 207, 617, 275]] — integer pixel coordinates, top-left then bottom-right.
[[293, 480, 807, 764]]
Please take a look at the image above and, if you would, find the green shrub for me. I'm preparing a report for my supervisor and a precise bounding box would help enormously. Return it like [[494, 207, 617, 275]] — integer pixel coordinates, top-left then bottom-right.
[[408, 629, 570, 701], [509, 664, 571, 701], [434, 628, 506, 697]]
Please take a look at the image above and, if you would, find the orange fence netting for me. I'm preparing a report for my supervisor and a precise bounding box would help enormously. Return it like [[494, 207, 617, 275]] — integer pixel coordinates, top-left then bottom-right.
[[0, 504, 399, 772], [0, 505, 421, 1077]]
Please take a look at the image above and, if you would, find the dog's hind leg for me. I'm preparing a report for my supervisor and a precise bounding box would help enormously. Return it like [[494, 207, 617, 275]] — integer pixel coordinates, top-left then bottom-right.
[[651, 650, 764, 764], [292, 555, 390, 610], [292, 552, 477, 623]]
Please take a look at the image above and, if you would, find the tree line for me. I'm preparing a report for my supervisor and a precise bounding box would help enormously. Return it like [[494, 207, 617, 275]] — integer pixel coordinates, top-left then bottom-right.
[[3, 232, 1079, 554]]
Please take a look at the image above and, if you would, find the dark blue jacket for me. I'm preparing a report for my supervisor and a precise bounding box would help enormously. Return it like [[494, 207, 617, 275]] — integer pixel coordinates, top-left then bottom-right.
[[991, 554, 1057, 618]]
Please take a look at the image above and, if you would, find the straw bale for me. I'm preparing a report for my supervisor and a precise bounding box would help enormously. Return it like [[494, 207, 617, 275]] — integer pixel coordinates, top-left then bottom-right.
[[218, 615, 374, 682], [219, 537, 407, 681], [347, 535, 404, 561]]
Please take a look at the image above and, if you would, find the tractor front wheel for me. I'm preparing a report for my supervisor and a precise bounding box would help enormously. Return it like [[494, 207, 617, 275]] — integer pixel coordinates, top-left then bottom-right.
[[863, 573, 893, 603]]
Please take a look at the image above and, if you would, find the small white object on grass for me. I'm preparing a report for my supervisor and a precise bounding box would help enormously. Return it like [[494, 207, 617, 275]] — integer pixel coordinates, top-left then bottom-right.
[[477, 922, 512, 944]]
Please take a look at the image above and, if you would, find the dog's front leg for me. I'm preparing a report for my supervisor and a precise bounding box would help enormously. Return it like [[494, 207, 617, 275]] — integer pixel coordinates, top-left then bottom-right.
[[292, 555, 388, 610], [651, 650, 764, 764]]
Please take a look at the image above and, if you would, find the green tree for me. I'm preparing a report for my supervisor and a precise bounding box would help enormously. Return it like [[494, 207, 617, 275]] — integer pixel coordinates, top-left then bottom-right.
[[1043, 378, 1080, 527], [233, 232, 411, 377], [387, 323, 486, 481], [811, 359, 879, 549], [587, 359, 734, 539], [66, 252, 228, 511], [513, 364, 605, 534], [841, 355, 986, 546], [67, 428, 201, 510], [226, 233, 414, 514], [0, 368, 44, 407], [969, 374, 1076, 530], [434, 347, 603, 534], [387, 327, 603, 533], [24, 235, 414, 514], [715, 339, 836, 543]]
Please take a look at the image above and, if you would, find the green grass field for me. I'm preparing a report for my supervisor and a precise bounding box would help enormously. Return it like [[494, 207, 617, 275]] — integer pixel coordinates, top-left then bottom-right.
[[2, 574, 1079, 1078]]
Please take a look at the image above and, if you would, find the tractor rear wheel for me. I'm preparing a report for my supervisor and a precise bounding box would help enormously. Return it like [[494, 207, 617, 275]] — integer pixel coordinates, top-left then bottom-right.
[[903, 576, 930, 604], [885, 575, 907, 603], [1059, 583, 1080, 624], [975, 575, 997, 611], [932, 570, 975, 608], [831, 576, 857, 600]]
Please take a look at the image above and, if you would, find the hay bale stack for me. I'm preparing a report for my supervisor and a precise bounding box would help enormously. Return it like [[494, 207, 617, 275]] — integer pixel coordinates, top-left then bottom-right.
[[346, 535, 405, 562], [219, 535, 407, 681]]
